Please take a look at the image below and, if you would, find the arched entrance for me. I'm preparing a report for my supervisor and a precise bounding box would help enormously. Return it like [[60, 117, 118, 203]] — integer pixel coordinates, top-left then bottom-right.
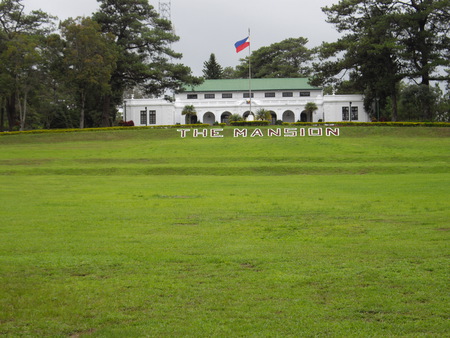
[[270, 111, 277, 125], [283, 110, 295, 123], [203, 112, 215, 125], [185, 114, 198, 124], [243, 111, 255, 121], [221, 112, 231, 124], [300, 110, 310, 122]]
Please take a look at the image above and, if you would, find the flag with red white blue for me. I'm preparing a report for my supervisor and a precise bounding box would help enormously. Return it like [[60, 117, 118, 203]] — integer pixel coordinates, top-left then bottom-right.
[[235, 36, 250, 53]]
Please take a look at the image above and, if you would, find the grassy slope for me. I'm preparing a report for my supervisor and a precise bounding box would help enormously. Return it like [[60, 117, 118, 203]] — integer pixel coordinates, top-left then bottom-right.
[[0, 126, 449, 176], [0, 127, 449, 336]]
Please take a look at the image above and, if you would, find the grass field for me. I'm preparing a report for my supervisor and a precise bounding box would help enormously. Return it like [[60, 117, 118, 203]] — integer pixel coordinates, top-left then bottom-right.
[[0, 126, 449, 336]]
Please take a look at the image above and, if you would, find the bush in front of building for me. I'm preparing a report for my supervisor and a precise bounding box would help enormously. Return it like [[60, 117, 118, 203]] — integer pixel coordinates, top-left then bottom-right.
[[118, 120, 135, 126], [230, 121, 270, 126]]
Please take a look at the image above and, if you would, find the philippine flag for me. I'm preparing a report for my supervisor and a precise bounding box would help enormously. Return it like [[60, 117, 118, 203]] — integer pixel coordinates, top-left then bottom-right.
[[235, 36, 250, 53]]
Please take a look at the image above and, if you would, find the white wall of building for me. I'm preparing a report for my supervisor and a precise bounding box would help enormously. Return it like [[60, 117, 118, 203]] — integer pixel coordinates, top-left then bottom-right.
[[323, 94, 369, 122], [123, 90, 369, 126], [123, 99, 177, 126]]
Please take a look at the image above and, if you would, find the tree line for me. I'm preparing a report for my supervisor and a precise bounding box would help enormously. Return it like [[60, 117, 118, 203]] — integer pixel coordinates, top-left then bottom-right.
[[0, 0, 200, 131], [1, 0, 449, 131]]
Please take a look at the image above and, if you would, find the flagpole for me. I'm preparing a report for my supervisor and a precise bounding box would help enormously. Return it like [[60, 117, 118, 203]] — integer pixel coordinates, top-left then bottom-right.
[[248, 28, 252, 118]]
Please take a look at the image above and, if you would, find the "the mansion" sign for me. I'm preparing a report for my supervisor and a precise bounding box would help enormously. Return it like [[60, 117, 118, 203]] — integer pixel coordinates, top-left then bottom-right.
[[177, 127, 340, 138]]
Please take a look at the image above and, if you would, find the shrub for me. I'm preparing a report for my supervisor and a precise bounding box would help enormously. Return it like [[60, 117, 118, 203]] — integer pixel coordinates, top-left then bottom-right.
[[228, 114, 243, 124], [118, 120, 135, 126]]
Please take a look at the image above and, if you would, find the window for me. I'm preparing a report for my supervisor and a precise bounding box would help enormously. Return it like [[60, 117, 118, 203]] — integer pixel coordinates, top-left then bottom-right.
[[343, 107, 358, 121], [149, 110, 156, 124], [243, 93, 254, 98], [187, 94, 198, 99], [205, 94, 215, 99], [140, 110, 147, 125], [351, 107, 358, 121], [282, 92, 293, 97], [222, 93, 233, 99], [342, 107, 349, 121], [265, 92, 275, 98], [300, 92, 310, 97]]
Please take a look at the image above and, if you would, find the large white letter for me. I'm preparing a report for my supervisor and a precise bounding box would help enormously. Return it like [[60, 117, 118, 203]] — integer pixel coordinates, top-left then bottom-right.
[[234, 129, 248, 137], [308, 128, 323, 136], [193, 129, 208, 137], [326, 128, 340, 136], [284, 128, 298, 137], [251, 129, 264, 137], [211, 129, 224, 138], [268, 128, 282, 137], [177, 129, 191, 138]]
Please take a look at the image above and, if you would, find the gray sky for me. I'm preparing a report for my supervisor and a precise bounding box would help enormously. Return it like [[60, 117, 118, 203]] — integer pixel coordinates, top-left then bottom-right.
[[22, 0, 340, 76]]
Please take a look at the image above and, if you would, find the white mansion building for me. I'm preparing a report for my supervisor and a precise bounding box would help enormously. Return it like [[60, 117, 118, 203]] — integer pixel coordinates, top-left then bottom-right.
[[123, 78, 369, 126]]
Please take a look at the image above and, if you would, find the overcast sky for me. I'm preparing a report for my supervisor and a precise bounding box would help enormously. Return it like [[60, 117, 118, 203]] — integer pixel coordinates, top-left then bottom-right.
[[22, 0, 341, 76]]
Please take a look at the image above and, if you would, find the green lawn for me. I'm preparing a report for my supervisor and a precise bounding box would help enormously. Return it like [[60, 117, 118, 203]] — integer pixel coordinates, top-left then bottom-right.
[[0, 127, 449, 336]]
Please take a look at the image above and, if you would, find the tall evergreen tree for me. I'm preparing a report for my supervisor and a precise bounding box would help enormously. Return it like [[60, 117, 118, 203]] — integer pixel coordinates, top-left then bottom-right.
[[60, 17, 117, 129], [203, 53, 223, 79], [397, 0, 450, 86], [93, 0, 199, 126], [313, 0, 405, 121], [396, 0, 450, 120]]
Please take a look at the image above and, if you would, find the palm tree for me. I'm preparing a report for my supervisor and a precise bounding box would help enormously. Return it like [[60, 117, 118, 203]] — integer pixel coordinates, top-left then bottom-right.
[[228, 113, 243, 124], [256, 108, 271, 121], [305, 102, 318, 115], [182, 105, 197, 124]]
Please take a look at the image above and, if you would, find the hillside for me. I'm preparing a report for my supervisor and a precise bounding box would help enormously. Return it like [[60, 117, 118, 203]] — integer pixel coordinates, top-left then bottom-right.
[[0, 126, 449, 336]]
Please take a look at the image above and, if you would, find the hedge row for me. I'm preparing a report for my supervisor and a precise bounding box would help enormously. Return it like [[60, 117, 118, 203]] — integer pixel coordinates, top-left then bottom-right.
[[230, 121, 270, 126], [283, 122, 450, 127], [0, 124, 210, 136]]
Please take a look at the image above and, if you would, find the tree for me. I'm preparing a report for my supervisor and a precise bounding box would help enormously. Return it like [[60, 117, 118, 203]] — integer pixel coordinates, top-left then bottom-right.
[[2, 34, 42, 130], [236, 37, 314, 79], [398, 83, 442, 121], [256, 108, 271, 121], [0, 0, 54, 130], [222, 66, 238, 79], [36, 33, 79, 129], [60, 17, 117, 129], [93, 0, 200, 126], [435, 83, 450, 122], [304, 102, 318, 116], [182, 104, 196, 124], [313, 0, 405, 121], [203, 53, 223, 79], [395, 0, 450, 119], [228, 113, 243, 123], [397, 0, 450, 84]]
